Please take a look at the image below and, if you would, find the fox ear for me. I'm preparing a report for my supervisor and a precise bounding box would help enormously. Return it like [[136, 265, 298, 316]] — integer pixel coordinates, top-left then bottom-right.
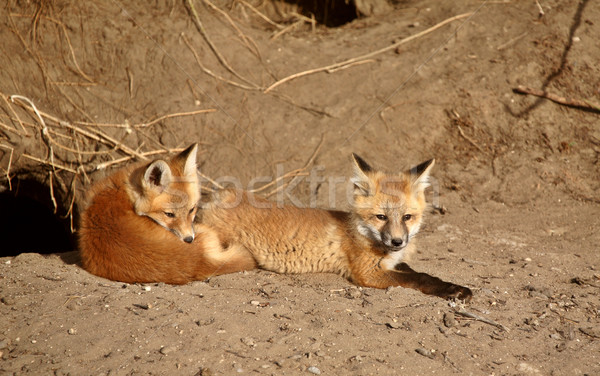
[[410, 158, 435, 189], [352, 153, 373, 174], [172, 143, 198, 176], [143, 160, 172, 191], [351, 153, 374, 196]]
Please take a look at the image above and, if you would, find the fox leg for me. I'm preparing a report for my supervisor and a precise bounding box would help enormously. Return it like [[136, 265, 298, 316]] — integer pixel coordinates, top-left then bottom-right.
[[354, 261, 472, 301], [389, 263, 472, 301]]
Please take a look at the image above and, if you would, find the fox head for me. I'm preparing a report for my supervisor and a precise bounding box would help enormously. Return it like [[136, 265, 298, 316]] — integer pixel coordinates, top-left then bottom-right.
[[351, 153, 434, 253], [128, 144, 200, 243]]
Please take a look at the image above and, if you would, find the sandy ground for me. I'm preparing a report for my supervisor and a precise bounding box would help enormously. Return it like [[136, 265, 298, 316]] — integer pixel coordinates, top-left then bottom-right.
[[1, 0, 599, 375]]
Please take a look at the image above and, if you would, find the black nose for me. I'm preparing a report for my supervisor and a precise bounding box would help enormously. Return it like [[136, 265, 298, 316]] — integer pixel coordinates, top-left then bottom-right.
[[391, 238, 404, 247], [183, 236, 194, 243]]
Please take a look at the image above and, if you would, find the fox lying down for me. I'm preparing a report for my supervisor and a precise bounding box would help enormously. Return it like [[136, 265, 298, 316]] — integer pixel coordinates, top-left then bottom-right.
[[201, 154, 472, 301]]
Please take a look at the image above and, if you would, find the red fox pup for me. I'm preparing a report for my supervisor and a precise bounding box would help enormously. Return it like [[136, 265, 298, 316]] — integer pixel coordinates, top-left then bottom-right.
[[201, 154, 472, 301], [78, 144, 255, 284]]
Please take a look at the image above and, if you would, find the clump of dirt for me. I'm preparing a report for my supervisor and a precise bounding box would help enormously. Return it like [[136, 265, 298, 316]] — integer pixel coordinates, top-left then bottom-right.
[[1, 0, 599, 375]]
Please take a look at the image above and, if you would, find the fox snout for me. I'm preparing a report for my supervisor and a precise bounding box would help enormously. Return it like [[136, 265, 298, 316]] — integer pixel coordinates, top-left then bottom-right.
[[382, 232, 409, 250], [171, 228, 195, 244]]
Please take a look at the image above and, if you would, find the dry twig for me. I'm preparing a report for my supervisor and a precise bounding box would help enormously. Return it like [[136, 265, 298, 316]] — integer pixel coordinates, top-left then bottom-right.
[[186, 0, 259, 89], [264, 12, 473, 93], [452, 305, 510, 332], [182, 33, 260, 91], [236, 0, 284, 29], [513, 85, 600, 112], [265, 135, 324, 197], [203, 0, 261, 59]]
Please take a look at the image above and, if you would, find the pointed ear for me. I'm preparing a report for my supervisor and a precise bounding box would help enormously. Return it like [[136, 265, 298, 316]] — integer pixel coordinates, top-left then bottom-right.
[[409, 158, 435, 189], [352, 153, 373, 174], [172, 143, 198, 176], [351, 153, 374, 196], [143, 160, 172, 191]]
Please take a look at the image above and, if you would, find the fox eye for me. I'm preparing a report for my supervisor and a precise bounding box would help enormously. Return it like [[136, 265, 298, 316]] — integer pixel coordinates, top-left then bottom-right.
[[164, 212, 175, 218], [375, 214, 388, 221], [189, 207, 195, 214], [402, 214, 413, 221]]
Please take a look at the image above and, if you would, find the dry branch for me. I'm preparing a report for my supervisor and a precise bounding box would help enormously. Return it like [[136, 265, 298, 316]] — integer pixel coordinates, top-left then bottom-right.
[[135, 109, 217, 129], [186, 0, 259, 89], [236, 0, 285, 30], [264, 12, 473, 93], [453, 306, 510, 332], [265, 135, 324, 197], [513, 85, 600, 112], [203, 0, 262, 59], [182, 33, 260, 91]]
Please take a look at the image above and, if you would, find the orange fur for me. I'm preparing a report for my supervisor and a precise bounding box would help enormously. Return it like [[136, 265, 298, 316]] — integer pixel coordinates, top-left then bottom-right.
[[78, 145, 255, 284], [201, 155, 472, 301]]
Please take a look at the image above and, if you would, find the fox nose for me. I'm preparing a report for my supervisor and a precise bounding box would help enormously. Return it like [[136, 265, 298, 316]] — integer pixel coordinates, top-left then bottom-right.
[[391, 238, 404, 247], [183, 236, 194, 244]]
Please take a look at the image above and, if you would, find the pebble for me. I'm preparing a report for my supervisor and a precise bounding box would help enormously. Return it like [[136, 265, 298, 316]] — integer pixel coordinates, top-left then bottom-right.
[[159, 345, 177, 355], [240, 337, 256, 347], [307, 366, 321, 374], [1, 296, 15, 306], [250, 300, 260, 306], [0, 339, 8, 349], [415, 348, 435, 359], [443, 313, 456, 328], [143, 286, 151, 292], [68, 328, 77, 335]]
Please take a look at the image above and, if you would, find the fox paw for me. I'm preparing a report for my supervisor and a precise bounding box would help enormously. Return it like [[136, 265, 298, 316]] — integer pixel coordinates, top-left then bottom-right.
[[444, 285, 473, 302]]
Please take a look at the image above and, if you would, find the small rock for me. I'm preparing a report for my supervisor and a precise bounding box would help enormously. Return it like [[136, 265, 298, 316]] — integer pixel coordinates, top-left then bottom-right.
[[68, 328, 77, 335], [344, 288, 362, 299], [307, 366, 321, 374], [160, 345, 177, 355], [143, 286, 151, 292], [0, 339, 8, 349], [415, 348, 435, 359], [443, 313, 456, 328], [1, 296, 15, 306], [580, 327, 600, 339], [250, 300, 260, 306], [517, 362, 541, 374], [240, 337, 256, 347], [194, 367, 213, 376], [525, 285, 552, 298]]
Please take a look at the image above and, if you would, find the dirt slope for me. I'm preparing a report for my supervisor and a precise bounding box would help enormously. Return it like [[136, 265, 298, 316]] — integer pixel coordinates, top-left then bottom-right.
[[1, 0, 599, 375]]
